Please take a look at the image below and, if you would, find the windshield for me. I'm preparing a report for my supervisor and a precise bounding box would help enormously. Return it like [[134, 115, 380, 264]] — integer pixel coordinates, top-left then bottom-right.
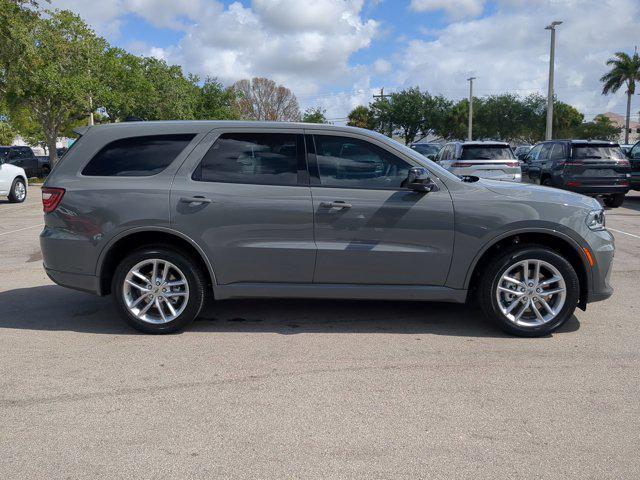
[[365, 130, 460, 182], [572, 145, 626, 160], [461, 146, 515, 160], [411, 144, 439, 156]]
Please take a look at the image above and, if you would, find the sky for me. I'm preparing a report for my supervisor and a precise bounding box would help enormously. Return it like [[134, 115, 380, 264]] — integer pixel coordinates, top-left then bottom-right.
[[50, 0, 640, 124]]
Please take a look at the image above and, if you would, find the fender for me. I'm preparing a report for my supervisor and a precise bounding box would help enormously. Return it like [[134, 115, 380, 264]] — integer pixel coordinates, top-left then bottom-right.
[[95, 225, 218, 294], [461, 225, 592, 291]]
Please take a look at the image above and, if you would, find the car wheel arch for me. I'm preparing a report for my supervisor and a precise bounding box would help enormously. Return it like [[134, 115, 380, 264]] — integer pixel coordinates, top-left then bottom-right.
[[96, 227, 218, 296], [463, 228, 591, 308]]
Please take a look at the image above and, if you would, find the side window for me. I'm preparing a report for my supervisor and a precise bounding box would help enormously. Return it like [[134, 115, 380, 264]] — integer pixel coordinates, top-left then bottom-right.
[[631, 143, 640, 159], [194, 132, 301, 186], [82, 134, 195, 177], [527, 144, 542, 161], [539, 144, 553, 160], [550, 143, 564, 160], [312, 135, 411, 189]]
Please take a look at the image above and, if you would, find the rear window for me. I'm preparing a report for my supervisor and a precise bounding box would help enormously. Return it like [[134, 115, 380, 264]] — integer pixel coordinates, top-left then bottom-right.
[[571, 145, 626, 160], [460, 146, 515, 160], [82, 134, 195, 177]]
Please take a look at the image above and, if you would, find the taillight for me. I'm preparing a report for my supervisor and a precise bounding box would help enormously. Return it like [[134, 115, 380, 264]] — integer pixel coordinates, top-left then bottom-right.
[[566, 181, 582, 187], [564, 161, 583, 166], [617, 160, 630, 167], [504, 162, 520, 168], [42, 187, 65, 213]]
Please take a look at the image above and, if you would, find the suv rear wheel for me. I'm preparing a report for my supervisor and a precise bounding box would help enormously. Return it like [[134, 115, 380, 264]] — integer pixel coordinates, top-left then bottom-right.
[[478, 245, 579, 337], [112, 246, 207, 333], [603, 193, 624, 208]]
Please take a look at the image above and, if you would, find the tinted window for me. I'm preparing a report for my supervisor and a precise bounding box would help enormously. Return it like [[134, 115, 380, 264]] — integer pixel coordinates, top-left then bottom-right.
[[631, 143, 640, 159], [411, 144, 439, 156], [571, 145, 626, 160], [539, 144, 553, 160], [82, 134, 195, 177], [526, 144, 542, 161], [460, 146, 515, 160], [550, 143, 565, 160], [313, 135, 411, 189], [195, 132, 300, 185]]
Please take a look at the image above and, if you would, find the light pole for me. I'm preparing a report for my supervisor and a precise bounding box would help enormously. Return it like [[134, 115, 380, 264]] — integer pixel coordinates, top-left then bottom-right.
[[545, 21, 562, 140], [467, 76, 476, 141]]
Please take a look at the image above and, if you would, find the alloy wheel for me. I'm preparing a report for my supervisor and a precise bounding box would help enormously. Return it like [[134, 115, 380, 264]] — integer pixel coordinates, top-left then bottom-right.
[[495, 259, 567, 327], [122, 259, 189, 324]]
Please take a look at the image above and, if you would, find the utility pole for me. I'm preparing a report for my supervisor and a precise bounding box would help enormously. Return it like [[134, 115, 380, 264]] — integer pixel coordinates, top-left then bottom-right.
[[373, 87, 393, 138], [467, 77, 476, 141], [545, 20, 562, 140]]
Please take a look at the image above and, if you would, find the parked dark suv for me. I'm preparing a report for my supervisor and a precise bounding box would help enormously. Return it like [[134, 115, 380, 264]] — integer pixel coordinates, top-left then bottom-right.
[[0, 146, 50, 177], [628, 141, 640, 191], [526, 140, 630, 207], [41, 122, 614, 337]]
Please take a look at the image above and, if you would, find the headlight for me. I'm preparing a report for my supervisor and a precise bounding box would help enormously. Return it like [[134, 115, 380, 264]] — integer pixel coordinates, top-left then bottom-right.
[[586, 209, 606, 230]]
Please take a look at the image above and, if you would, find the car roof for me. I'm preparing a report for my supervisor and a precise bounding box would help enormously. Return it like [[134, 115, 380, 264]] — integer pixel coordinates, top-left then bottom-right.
[[76, 120, 376, 136], [458, 141, 510, 146]]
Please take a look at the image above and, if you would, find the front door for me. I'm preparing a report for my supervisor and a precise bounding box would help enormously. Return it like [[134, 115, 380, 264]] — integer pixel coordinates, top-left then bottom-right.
[[307, 132, 455, 285], [170, 128, 316, 285]]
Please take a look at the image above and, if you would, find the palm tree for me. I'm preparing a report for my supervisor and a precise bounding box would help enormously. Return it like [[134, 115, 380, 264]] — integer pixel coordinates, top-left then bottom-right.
[[600, 49, 640, 144]]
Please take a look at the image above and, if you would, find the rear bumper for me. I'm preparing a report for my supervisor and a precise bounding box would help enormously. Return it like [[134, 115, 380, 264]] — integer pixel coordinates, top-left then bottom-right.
[[561, 184, 629, 196], [44, 266, 101, 295]]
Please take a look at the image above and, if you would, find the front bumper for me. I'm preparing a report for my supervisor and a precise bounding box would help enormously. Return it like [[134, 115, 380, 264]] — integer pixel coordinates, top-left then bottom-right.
[[585, 228, 615, 304]]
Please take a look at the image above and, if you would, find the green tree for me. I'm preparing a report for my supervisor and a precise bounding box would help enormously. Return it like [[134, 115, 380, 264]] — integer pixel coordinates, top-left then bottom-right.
[[96, 47, 148, 122], [136, 57, 199, 121], [2, 9, 105, 165], [347, 105, 375, 130], [194, 77, 238, 120], [302, 106, 328, 124], [575, 114, 620, 140], [552, 101, 584, 139], [600, 50, 640, 144]]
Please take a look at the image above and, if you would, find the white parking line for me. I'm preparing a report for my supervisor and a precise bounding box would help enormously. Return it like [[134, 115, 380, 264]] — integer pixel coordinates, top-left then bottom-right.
[[0, 224, 43, 237], [609, 228, 640, 240]]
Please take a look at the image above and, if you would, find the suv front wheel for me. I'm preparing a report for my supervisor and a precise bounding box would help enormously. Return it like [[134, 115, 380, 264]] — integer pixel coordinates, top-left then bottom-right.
[[478, 245, 580, 337], [112, 246, 208, 333]]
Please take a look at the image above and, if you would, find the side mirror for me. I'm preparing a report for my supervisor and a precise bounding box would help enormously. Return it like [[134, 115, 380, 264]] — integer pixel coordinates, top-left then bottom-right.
[[402, 167, 436, 193]]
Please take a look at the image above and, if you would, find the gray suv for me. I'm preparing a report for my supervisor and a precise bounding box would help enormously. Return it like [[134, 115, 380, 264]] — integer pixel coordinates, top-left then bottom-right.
[[40, 121, 614, 336]]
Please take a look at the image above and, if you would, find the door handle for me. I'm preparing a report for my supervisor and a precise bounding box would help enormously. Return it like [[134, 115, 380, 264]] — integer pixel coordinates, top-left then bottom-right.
[[180, 196, 212, 205], [320, 201, 352, 209]]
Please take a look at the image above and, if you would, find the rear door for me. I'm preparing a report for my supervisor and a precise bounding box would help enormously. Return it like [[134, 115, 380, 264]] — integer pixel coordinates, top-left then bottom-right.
[[307, 131, 454, 286], [170, 127, 316, 285], [530, 143, 552, 180]]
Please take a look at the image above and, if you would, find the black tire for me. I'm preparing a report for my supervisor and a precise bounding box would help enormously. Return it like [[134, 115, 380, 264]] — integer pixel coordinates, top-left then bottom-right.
[[541, 177, 553, 187], [8, 177, 27, 203], [111, 246, 208, 334], [603, 193, 624, 208], [41, 165, 51, 177], [478, 245, 580, 337]]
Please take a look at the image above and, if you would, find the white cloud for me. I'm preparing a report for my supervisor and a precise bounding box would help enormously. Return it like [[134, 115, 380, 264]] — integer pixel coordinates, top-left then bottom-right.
[[396, 0, 640, 119], [373, 58, 392, 75], [166, 0, 378, 96], [409, 0, 486, 19]]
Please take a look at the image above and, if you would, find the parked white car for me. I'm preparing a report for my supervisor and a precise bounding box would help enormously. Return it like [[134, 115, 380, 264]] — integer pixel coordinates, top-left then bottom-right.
[[0, 155, 28, 203]]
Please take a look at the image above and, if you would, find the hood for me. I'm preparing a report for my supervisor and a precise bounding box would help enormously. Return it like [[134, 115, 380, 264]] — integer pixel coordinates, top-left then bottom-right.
[[478, 179, 600, 211]]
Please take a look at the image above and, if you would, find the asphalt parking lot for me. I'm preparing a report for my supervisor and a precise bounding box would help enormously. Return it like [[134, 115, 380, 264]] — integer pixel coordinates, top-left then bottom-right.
[[1, 186, 639, 479]]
